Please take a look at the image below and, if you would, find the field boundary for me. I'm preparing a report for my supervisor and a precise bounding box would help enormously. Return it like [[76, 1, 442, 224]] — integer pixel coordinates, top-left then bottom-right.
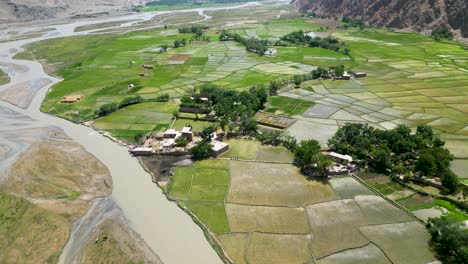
[[351, 174, 425, 224]]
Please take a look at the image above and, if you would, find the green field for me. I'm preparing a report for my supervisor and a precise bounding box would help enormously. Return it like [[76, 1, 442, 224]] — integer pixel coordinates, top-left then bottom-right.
[[93, 102, 178, 142], [0, 70, 9, 85], [266, 96, 315, 116]]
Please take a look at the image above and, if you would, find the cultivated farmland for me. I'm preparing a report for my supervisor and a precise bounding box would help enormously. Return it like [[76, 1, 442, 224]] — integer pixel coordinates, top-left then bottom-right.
[[167, 143, 436, 264]]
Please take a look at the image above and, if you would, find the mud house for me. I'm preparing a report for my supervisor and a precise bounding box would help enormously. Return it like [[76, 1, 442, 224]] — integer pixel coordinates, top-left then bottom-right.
[[60, 94, 83, 103], [130, 147, 153, 156]]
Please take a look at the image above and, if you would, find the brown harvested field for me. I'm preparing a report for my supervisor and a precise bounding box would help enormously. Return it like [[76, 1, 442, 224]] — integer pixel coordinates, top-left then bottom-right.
[[359, 221, 436, 264], [167, 54, 191, 64], [225, 203, 310, 234], [317, 244, 392, 264], [245, 233, 313, 264], [354, 195, 413, 224], [227, 161, 337, 206], [306, 199, 369, 258], [217, 233, 250, 264], [329, 177, 374, 199]]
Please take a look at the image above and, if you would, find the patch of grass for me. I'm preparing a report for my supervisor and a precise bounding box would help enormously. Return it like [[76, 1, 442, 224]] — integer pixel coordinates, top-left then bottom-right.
[[255, 145, 294, 163], [220, 139, 260, 160], [185, 201, 230, 234], [193, 168, 229, 186], [396, 194, 435, 211], [172, 119, 216, 132], [188, 185, 228, 202], [266, 96, 315, 116], [168, 166, 194, 198], [0, 70, 10, 85], [0, 193, 70, 264], [195, 159, 229, 169], [435, 199, 468, 221]]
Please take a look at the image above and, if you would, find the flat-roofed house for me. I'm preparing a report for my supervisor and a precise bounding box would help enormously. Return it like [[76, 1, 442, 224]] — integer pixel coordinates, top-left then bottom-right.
[[355, 72, 367, 78], [130, 147, 153, 156], [181, 126, 193, 140], [211, 140, 229, 157], [164, 129, 179, 138], [328, 152, 353, 164]]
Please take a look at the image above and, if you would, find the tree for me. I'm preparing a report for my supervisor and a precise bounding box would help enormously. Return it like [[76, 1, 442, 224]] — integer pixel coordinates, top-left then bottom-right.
[[164, 24, 167, 30], [269, 80, 281, 95], [428, 217, 468, 263], [175, 136, 189, 147], [95, 103, 118, 117], [191, 140, 212, 160], [201, 126, 216, 141], [293, 75, 303, 86], [134, 132, 144, 143], [342, 47, 350, 55], [370, 146, 392, 174], [415, 152, 436, 176], [315, 155, 332, 177], [441, 172, 459, 194], [295, 139, 321, 170], [173, 39, 181, 48], [119, 96, 143, 108], [160, 44, 168, 52]]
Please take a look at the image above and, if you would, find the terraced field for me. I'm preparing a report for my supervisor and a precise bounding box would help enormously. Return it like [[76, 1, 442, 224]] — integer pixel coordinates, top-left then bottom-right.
[[168, 141, 436, 264]]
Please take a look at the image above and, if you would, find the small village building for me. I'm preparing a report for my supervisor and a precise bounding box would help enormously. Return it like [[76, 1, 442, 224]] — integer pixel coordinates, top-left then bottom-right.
[[128, 84, 135, 90], [162, 139, 176, 151], [154, 132, 165, 139], [181, 126, 193, 140], [355, 72, 367, 78], [207, 110, 216, 118], [328, 152, 353, 164], [211, 140, 229, 157], [142, 64, 154, 70], [164, 129, 179, 138], [342, 71, 351, 80], [200, 97, 209, 103], [129, 147, 153, 156], [264, 48, 277, 56]]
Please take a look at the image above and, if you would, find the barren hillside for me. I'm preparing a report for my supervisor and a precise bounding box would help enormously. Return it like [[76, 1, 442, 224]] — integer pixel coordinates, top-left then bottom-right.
[[0, 0, 149, 23], [292, 0, 467, 37]]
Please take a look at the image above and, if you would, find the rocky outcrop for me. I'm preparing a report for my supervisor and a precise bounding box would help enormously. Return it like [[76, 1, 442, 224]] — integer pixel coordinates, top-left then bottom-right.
[[291, 0, 467, 37]]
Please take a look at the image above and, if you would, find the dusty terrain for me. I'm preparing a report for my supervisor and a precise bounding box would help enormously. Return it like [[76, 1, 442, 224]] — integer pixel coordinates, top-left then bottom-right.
[[0, 0, 150, 24], [0, 126, 160, 263]]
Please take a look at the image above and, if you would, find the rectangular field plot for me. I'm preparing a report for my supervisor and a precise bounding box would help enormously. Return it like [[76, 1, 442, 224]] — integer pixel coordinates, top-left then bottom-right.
[[188, 185, 227, 202], [359, 222, 436, 264], [329, 177, 374, 199], [217, 233, 250, 264], [220, 139, 260, 160], [317, 244, 391, 264], [306, 199, 369, 258], [172, 119, 216, 132], [245, 233, 313, 264], [195, 159, 229, 169], [354, 195, 413, 224], [225, 204, 310, 234], [192, 168, 229, 186], [227, 161, 337, 207], [265, 96, 315, 116], [255, 145, 294, 163], [168, 166, 194, 198], [185, 201, 230, 234]]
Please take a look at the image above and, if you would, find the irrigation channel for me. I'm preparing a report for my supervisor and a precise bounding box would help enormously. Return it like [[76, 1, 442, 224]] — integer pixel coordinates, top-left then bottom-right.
[[0, 1, 285, 263]]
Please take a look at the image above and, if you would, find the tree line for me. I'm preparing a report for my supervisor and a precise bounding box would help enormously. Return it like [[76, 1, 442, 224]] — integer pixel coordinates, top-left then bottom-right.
[[219, 30, 269, 55], [328, 123, 458, 192]]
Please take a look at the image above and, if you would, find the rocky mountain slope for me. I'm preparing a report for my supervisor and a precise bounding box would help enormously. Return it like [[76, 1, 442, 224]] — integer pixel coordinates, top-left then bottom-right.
[[0, 0, 149, 23], [292, 0, 467, 37]]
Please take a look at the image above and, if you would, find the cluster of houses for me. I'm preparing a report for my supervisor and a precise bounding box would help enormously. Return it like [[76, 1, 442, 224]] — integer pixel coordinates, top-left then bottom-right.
[[339, 71, 366, 80], [130, 126, 229, 157]]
